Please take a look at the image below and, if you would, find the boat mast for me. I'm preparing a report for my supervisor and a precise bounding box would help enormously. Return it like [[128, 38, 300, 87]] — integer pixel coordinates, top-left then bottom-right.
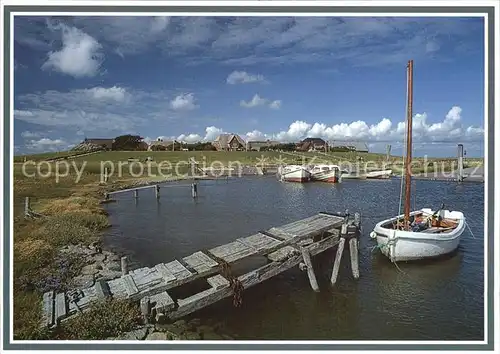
[[404, 60, 414, 230]]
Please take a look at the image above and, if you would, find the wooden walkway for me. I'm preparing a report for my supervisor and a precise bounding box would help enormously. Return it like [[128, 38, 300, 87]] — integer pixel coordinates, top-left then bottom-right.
[[41, 212, 361, 328]]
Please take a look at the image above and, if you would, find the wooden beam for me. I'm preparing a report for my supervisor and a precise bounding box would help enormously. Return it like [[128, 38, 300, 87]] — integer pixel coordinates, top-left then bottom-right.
[[166, 234, 339, 320], [300, 247, 319, 292], [330, 238, 345, 285]]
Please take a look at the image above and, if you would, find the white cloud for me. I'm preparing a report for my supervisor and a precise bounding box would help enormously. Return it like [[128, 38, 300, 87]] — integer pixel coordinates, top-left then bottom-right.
[[203, 126, 225, 141], [21, 131, 42, 138], [177, 133, 203, 143], [269, 100, 282, 110], [85, 86, 127, 101], [240, 94, 281, 109], [25, 138, 68, 152], [173, 106, 483, 146], [170, 93, 198, 111], [226, 71, 266, 84], [240, 94, 267, 108], [41, 24, 103, 77]]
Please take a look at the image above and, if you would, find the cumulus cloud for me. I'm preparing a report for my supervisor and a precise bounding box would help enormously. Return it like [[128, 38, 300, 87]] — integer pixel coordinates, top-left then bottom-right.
[[170, 93, 198, 111], [240, 94, 281, 109], [41, 24, 103, 77], [269, 100, 282, 110], [21, 131, 42, 138], [166, 106, 482, 146], [25, 138, 68, 151], [85, 86, 127, 101], [226, 70, 266, 84]]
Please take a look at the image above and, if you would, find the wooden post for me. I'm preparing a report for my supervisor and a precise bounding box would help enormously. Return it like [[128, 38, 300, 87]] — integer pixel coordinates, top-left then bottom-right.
[[386, 144, 391, 162], [104, 168, 109, 183], [331, 214, 349, 285], [155, 185, 160, 199], [134, 189, 139, 199], [191, 181, 198, 198], [300, 247, 319, 292], [330, 238, 345, 285], [349, 238, 359, 279], [457, 144, 464, 182], [24, 196, 30, 216], [140, 296, 150, 324], [121, 256, 129, 276]]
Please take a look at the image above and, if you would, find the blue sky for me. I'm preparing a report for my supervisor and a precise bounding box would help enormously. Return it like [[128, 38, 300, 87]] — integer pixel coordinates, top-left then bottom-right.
[[13, 16, 485, 157]]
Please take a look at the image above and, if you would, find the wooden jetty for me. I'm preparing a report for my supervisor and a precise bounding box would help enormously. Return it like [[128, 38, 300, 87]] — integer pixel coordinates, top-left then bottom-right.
[[41, 212, 361, 329]]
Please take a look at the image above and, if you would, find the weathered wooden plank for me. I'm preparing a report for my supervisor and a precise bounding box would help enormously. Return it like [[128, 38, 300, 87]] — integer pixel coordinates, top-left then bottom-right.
[[209, 241, 255, 263], [267, 246, 299, 262], [122, 274, 139, 297], [150, 291, 175, 312], [95, 279, 111, 299], [164, 260, 193, 280], [167, 234, 340, 320], [238, 233, 283, 252], [54, 293, 67, 322], [266, 228, 296, 240], [183, 251, 219, 273], [154, 263, 177, 283], [42, 291, 55, 328], [207, 274, 230, 290]]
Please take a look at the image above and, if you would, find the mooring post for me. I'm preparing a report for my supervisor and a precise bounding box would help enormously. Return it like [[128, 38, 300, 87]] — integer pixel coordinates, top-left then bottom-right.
[[348, 238, 360, 279], [140, 296, 150, 324], [155, 185, 160, 199], [134, 189, 139, 199], [300, 247, 320, 292], [24, 196, 31, 217], [192, 181, 198, 198], [457, 144, 464, 182], [330, 211, 349, 285], [121, 256, 129, 276]]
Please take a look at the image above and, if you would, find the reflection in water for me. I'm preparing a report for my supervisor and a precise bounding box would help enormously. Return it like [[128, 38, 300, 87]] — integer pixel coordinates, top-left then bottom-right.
[[103, 177, 484, 340]]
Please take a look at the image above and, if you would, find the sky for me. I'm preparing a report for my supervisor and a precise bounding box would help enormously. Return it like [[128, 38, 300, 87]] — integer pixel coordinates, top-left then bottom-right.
[[13, 15, 486, 157]]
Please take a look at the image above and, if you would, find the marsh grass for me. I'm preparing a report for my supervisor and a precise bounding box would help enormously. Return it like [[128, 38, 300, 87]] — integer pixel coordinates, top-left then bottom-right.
[[54, 299, 142, 340]]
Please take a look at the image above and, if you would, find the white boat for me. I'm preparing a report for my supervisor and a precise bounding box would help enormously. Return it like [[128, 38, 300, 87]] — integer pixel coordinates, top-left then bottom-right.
[[277, 165, 311, 183], [308, 164, 342, 183], [365, 169, 392, 179], [370, 60, 465, 262], [370, 208, 466, 262]]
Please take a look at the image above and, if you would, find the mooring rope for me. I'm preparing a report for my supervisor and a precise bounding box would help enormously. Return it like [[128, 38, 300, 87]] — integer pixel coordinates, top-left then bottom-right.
[[465, 221, 476, 239]]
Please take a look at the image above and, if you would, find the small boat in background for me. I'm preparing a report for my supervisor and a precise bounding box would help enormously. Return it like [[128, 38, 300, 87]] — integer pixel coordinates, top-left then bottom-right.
[[366, 169, 393, 179], [308, 164, 342, 183], [278, 165, 311, 183]]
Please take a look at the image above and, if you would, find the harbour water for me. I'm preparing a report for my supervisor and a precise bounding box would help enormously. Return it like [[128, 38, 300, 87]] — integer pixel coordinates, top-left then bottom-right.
[[103, 176, 484, 340]]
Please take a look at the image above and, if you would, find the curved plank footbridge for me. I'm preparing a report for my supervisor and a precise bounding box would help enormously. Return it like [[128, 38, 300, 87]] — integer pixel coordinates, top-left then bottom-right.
[[41, 211, 361, 329]]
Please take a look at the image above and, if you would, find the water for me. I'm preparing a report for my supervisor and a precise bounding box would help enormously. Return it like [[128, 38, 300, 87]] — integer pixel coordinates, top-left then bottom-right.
[[103, 177, 484, 340]]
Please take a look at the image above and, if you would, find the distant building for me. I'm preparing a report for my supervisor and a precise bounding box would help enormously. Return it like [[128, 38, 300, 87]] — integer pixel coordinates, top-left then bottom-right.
[[247, 140, 280, 151], [83, 138, 114, 150], [330, 141, 369, 153], [296, 138, 328, 152], [148, 138, 177, 151], [212, 134, 246, 151]]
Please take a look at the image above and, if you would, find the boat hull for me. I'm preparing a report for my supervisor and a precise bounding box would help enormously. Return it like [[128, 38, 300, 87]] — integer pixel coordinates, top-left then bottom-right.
[[366, 170, 392, 179], [310, 171, 339, 183], [279, 165, 311, 183], [370, 209, 465, 262]]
